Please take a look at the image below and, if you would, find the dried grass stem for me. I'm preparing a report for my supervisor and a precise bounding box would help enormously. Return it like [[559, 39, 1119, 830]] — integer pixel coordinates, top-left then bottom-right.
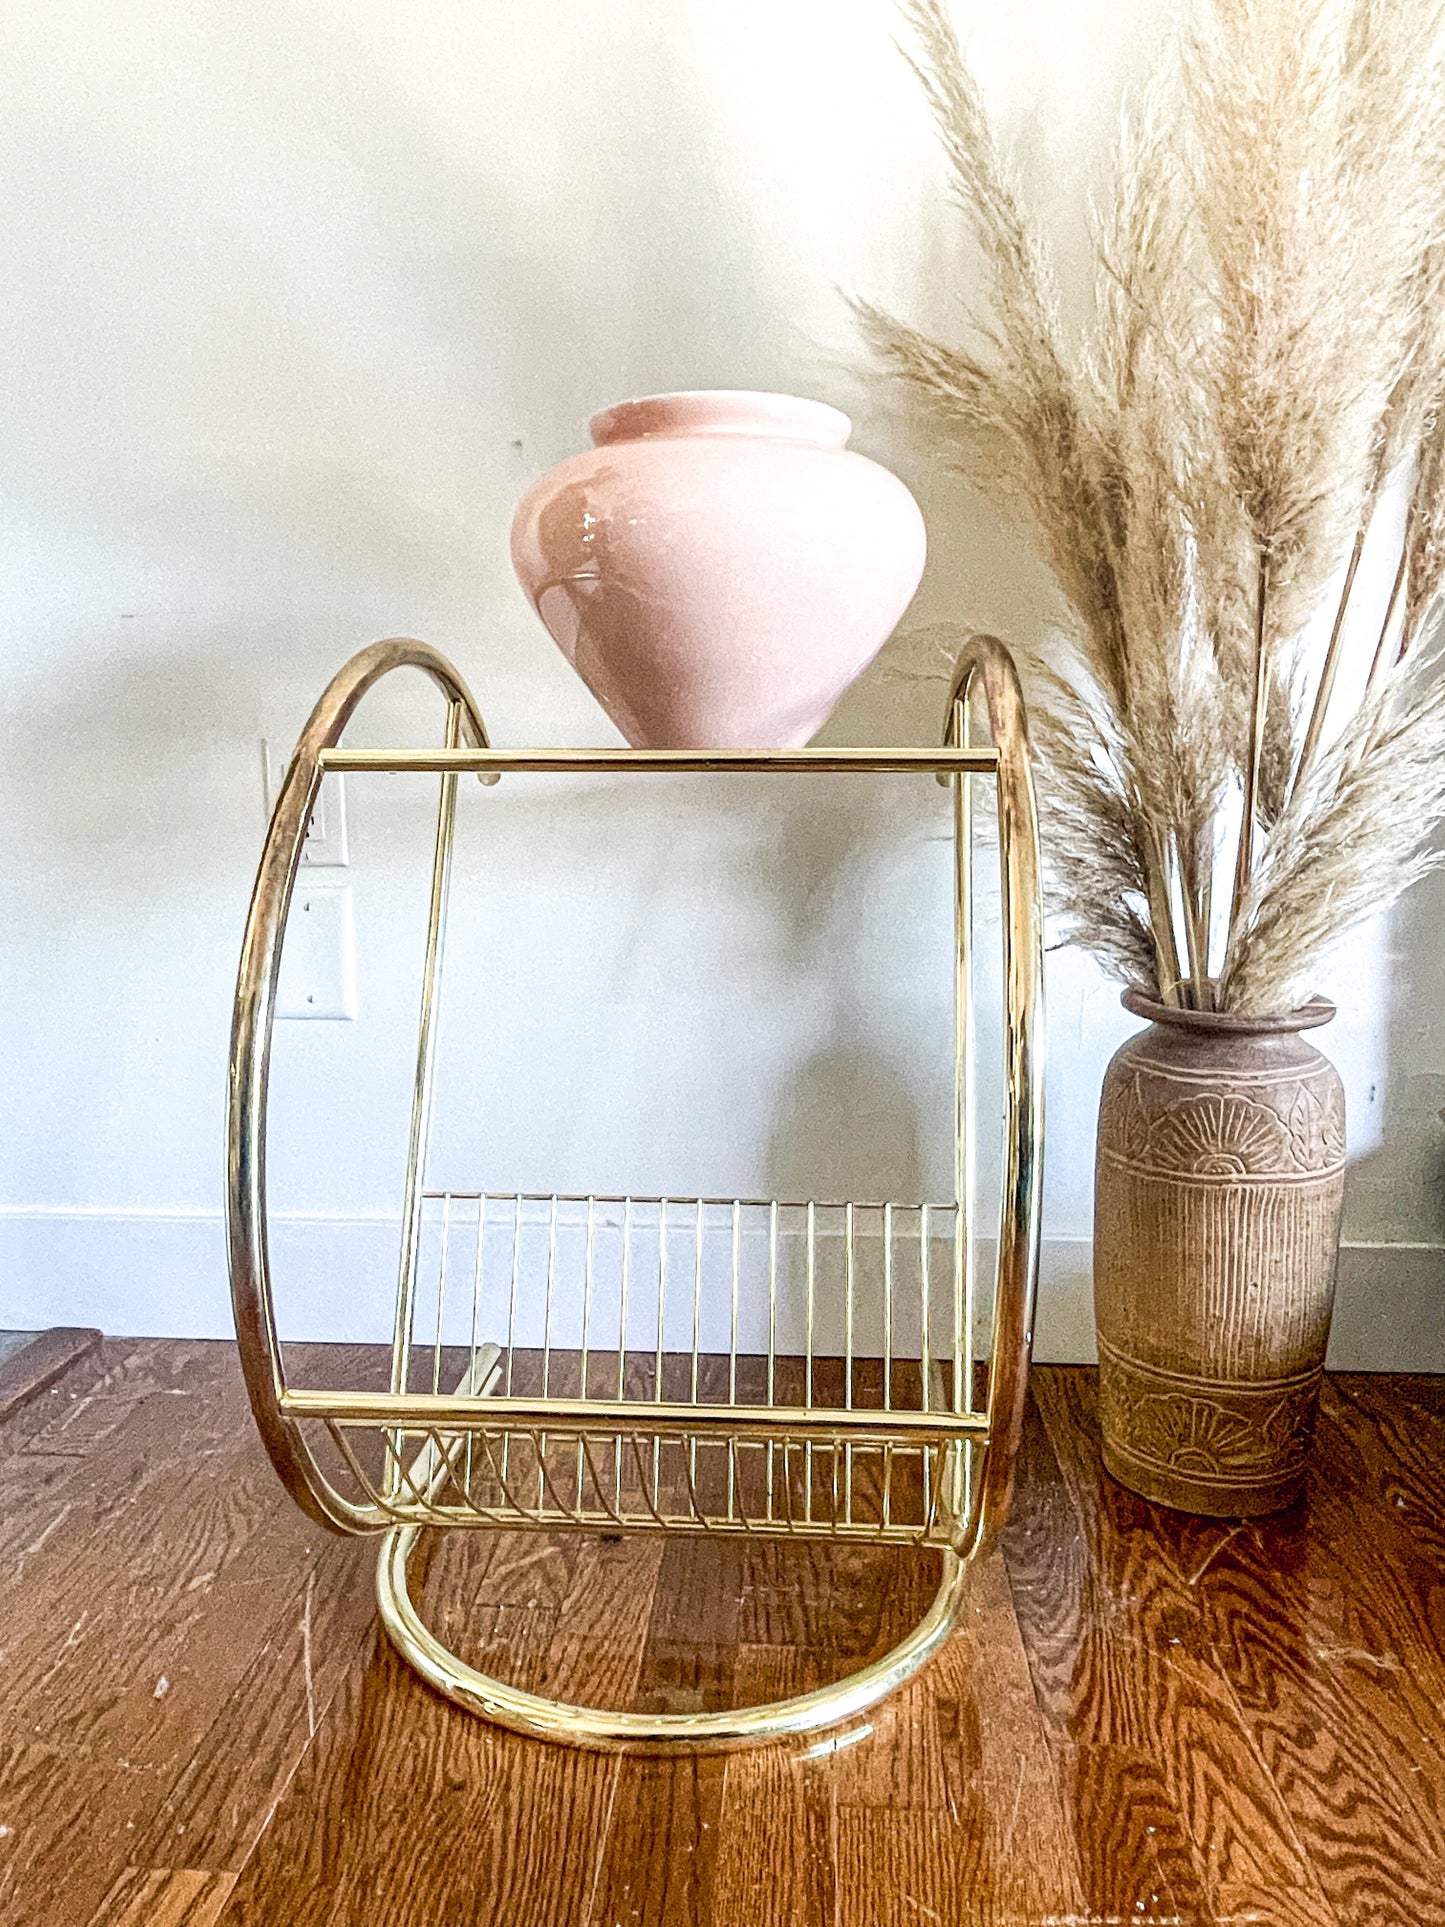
[[872, 0, 1445, 1015]]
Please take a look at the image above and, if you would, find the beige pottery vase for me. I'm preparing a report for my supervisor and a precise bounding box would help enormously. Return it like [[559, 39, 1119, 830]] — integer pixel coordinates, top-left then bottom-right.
[[1093, 990, 1346, 1516]]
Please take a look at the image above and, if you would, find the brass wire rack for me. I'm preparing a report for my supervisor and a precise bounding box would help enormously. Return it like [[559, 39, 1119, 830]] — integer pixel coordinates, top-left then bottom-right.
[[227, 634, 1043, 1751]]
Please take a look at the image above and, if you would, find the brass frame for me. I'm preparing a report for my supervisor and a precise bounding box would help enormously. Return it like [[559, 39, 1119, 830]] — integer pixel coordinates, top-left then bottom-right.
[[226, 634, 1043, 1751]]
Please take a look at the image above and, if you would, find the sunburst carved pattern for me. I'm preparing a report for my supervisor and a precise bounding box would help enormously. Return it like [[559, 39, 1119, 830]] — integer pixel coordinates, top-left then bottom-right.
[[1100, 1360, 1317, 1483], [1114, 1072, 1344, 1178]]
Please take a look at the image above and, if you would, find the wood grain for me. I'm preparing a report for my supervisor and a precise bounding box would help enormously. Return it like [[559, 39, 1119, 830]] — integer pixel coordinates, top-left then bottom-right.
[[1029, 1368, 1338, 1926], [89, 1867, 238, 1927], [0, 1328, 101, 1428], [1173, 1376, 1445, 1926], [2, 1344, 1443, 1925]]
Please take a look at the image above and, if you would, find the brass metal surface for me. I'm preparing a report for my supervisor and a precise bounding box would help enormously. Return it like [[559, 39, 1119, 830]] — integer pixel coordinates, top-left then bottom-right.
[[226, 632, 1044, 1748], [319, 745, 997, 775]]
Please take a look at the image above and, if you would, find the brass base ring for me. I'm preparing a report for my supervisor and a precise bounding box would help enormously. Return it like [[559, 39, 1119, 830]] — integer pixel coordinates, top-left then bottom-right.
[[376, 1525, 968, 1753]]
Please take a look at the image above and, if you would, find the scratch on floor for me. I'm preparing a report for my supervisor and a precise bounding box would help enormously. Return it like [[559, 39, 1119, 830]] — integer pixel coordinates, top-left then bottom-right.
[[301, 1568, 317, 1738], [902, 1896, 942, 1922], [1186, 1525, 1243, 1587], [33, 1610, 89, 1693], [1311, 1643, 1403, 1673], [11, 1504, 73, 1583], [998, 1758, 1028, 1859]]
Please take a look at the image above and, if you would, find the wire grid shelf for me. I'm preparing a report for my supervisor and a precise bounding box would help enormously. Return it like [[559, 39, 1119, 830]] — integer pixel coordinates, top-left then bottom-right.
[[295, 1192, 984, 1545]]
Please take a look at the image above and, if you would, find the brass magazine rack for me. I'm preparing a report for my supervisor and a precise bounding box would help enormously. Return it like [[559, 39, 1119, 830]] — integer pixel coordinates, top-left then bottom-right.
[[226, 633, 1043, 1752]]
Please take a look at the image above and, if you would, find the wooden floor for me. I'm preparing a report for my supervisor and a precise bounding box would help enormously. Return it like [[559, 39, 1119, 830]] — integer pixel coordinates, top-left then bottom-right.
[[1, 1343, 1443, 1926]]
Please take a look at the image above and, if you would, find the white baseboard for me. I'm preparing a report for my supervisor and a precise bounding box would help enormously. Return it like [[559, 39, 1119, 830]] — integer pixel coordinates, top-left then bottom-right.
[[1, 1209, 1441, 1371], [1026, 1236, 1445, 1370], [0, 1208, 403, 1346]]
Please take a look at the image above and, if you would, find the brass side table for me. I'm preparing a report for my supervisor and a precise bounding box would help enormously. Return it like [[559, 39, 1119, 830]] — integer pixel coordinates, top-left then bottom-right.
[[226, 634, 1043, 1752]]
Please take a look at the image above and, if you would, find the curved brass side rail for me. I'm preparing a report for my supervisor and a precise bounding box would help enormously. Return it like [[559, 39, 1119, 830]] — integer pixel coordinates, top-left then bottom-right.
[[227, 639, 492, 1534], [378, 1528, 970, 1754], [944, 634, 1046, 1564]]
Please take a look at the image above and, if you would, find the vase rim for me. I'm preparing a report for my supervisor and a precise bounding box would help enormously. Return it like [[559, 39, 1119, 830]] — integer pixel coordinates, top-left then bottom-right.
[[588, 389, 852, 450], [1121, 987, 1336, 1034]]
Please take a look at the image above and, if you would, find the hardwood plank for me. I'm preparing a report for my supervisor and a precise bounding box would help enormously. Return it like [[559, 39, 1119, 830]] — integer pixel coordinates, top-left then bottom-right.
[[0, 1739, 164, 1927], [214, 1623, 621, 1927], [632, 1531, 748, 1717], [585, 1755, 728, 1927], [0, 1329, 101, 1428], [1032, 1368, 1337, 1927], [1056, 1742, 1207, 1927], [1321, 1374, 1445, 1642], [710, 1665, 837, 1927], [205, 1660, 375, 1927], [215, 1515, 659, 1927], [6, 1341, 226, 1462], [0, 1336, 127, 1464], [129, 1534, 376, 1873], [586, 1530, 935, 1925], [1168, 1378, 1445, 1926], [420, 1521, 666, 1708], [832, 1808, 977, 1927], [1001, 1391, 1210, 1923], [738, 1538, 938, 1673], [423, 1526, 581, 1693], [925, 1552, 1087, 1924], [0, 1448, 91, 1557], [714, 1646, 991, 1926], [710, 1564, 1081, 1927], [9, 1343, 1445, 1925], [88, 1867, 237, 1927], [0, 1358, 294, 1761], [539, 1530, 666, 1706]]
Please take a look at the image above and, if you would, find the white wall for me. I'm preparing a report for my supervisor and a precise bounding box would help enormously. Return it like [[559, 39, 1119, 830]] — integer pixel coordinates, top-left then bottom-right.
[[1, 0, 1441, 1366]]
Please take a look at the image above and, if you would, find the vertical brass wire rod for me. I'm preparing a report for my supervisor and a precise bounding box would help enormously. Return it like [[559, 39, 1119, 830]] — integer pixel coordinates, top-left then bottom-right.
[[653, 1199, 668, 1512], [805, 1199, 817, 1527], [615, 1196, 632, 1513], [766, 1200, 778, 1523], [690, 1202, 704, 1497], [391, 698, 462, 1459], [429, 1194, 452, 1399], [951, 695, 976, 1422], [950, 689, 977, 1531], [465, 1194, 486, 1500]]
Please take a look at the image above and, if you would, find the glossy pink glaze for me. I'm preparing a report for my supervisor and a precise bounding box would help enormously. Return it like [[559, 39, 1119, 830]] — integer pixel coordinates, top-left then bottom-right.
[[509, 390, 927, 747]]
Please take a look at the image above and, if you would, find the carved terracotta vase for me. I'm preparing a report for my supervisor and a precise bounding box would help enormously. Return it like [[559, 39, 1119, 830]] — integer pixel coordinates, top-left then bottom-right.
[[1093, 991, 1346, 1516], [510, 390, 927, 748]]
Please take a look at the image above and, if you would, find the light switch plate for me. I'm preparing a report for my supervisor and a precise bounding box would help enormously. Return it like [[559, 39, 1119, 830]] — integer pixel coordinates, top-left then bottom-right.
[[262, 740, 348, 866], [275, 883, 357, 1019]]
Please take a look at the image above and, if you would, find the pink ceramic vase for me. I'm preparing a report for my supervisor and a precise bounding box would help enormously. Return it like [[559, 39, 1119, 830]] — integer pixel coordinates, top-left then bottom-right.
[[509, 390, 927, 747]]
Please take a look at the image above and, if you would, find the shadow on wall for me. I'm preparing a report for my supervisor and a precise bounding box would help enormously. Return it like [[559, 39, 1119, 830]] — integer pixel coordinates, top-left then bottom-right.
[[764, 1015, 926, 1207], [1341, 860, 1445, 1244]]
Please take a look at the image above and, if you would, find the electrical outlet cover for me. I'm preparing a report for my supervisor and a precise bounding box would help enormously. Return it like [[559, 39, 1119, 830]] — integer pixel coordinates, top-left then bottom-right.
[[275, 883, 358, 1019]]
